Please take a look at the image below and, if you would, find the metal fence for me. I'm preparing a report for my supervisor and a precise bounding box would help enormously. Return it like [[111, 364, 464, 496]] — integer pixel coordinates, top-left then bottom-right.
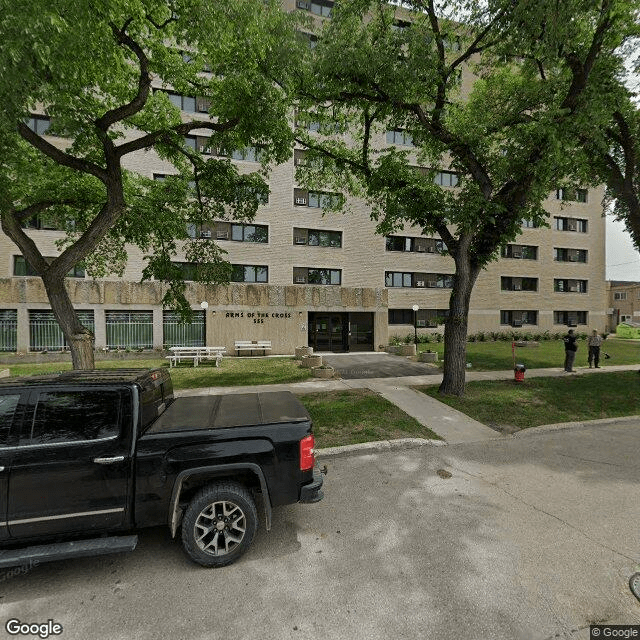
[[162, 311, 205, 348], [29, 310, 95, 352], [0, 310, 18, 352], [105, 311, 153, 350]]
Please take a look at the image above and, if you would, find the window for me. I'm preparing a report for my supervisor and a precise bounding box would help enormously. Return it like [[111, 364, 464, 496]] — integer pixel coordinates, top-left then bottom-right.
[[25, 115, 51, 135], [385, 272, 413, 288], [0, 394, 20, 445], [163, 311, 205, 348], [29, 310, 94, 352], [555, 279, 588, 293], [231, 147, 263, 162], [554, 248, 588, 263], [231, 265, 268, 283], [0, 310, 18, 352], [521, 219, 540, 228], [14, 256, 85, 278], [165, 91, 197, 113], [230, 224, 268, 243], [294, 189, 341, 209], [434, 171, 459, 187], [105, 311, 153, 350], [293, 267, 341, 285], [385, 235, 441, 253], [554, 217, 588, 232], [27, 390, 123, 445], [388, 308, 449, 326], [501, 277, 538, 292], [296, 0, 332, 17], [502, 245, 538, 260], [556, 188, 588, 203], [307, 230, 342, 247], [614, 292, 628, 300], [554, 311, 588, 326], [500, 311, 538, 326], [386, 129, 414, 146]]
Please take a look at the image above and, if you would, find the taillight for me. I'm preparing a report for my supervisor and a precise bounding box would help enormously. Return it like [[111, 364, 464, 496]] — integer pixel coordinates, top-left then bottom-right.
[[299, 434, 315, 471]]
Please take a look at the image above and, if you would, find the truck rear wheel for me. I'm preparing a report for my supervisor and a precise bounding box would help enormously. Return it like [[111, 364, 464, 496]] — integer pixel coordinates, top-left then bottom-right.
[[181, 482, 258, 568]]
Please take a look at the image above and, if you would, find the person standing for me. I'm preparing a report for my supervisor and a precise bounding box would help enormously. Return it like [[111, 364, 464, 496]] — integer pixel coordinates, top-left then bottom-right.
[[588, 329, 603, 368], [563, 329, 578, 372]]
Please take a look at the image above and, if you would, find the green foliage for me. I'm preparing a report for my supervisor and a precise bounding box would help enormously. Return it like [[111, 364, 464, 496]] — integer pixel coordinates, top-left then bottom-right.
[[0, 0, 299, 325]]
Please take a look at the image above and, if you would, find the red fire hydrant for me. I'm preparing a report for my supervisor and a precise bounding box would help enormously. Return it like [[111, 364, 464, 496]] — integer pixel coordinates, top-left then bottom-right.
[[512, 341, 526, 382]]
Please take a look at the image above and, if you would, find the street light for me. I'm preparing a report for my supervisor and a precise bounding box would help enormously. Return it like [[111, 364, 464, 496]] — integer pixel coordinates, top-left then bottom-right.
[[412, 304, 419, 345], [200, 301, 209, 310]]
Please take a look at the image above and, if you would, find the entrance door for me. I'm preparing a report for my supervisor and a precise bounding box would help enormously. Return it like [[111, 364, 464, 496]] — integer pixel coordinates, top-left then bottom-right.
[[348, 313, 374, 352], [309, 313, 348, 352]]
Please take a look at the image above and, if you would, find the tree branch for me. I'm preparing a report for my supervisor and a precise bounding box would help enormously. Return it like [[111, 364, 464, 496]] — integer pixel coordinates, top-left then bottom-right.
[[17, 122, 108, 182]]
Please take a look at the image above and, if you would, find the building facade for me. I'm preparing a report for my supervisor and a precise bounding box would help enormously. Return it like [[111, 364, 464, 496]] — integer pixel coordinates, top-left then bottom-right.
[[0, 1, 609, 355], [607, 281, 640, 331]]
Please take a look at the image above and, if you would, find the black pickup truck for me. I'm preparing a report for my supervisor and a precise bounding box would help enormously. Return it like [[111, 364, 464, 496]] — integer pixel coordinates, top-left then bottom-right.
[[0, 368, 323, 568]]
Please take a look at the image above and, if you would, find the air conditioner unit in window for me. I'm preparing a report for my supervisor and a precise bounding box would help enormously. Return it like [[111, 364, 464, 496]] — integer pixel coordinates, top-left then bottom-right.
[[569, 286, 577, 292], [512, 319, 523, 327], [294, 237, 307, 244], [427, 281, 437, 287], [200, 230, 212, 238], [216, 231, 228, 240], [296, 0, 310, 8], [416, 281, 425, 287], [513, 284, 521, 290], [426, 246, 434, 253], [294, 158, 306, 166], [568, 224, 577, 231], [569, 256, 577, 262], [512, 252, 522, 258], [295, 197, 307, 205], [198, 144, 210, 153], [295, 276, 306, 283], [416, 246, 427, 253]]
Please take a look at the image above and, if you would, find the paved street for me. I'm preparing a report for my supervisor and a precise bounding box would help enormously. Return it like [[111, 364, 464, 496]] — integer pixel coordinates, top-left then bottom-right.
[[1, 421, 638, 640]]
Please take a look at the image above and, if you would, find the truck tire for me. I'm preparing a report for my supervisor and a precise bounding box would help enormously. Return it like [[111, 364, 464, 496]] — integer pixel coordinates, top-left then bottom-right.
[[181, 481, 258, 568]]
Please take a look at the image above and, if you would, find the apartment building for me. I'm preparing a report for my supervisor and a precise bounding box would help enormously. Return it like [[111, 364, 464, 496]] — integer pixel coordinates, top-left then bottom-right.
[[607, 281, 640, 330], [0, 0, 608, 355]]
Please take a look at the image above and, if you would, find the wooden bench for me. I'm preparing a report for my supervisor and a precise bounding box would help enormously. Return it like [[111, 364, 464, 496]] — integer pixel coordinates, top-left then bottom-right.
[[234, 340, 272, 356], [166, 346, 226, 368]]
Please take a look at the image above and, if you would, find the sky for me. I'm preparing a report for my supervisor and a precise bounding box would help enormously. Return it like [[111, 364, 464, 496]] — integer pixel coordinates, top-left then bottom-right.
[[606, 216, 640, 282]]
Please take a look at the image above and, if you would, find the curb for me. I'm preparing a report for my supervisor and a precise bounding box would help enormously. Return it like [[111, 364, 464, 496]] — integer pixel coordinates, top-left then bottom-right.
[[513, 415, 640, 437], [317, 437, 445, 459]]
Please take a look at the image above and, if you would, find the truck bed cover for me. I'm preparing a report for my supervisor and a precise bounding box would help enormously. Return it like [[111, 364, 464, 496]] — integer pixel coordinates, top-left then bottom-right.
[[146, 391, 310, 433]]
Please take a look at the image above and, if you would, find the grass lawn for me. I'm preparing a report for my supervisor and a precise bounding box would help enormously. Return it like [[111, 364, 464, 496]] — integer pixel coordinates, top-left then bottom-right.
[[418, 370, 640, 431], [2, 357, 313, 390], [300, 389, 441, 448], [417, 337, 640, 371]]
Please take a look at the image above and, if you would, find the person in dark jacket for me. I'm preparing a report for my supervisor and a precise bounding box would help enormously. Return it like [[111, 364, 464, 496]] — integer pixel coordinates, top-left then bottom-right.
[[563, 329, 578, 372]]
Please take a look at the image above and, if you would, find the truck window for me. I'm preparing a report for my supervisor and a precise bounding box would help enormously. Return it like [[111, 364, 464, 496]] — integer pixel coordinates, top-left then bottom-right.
[[0, 394, 20, 445], [27, 390, 122, 445]]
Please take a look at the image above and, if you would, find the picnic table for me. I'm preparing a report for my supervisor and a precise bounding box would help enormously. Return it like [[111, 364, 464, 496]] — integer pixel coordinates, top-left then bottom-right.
[[166, 346, 226, 368]]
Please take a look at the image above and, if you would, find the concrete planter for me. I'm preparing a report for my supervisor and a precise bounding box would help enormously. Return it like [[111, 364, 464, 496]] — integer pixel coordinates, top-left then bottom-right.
[[312, 366, 335, 379], [418, 351, 438, 363], [386, 345, 401, 354], [295, 346, 313, 360], [397, 344, 417, 356], [301, 354, 323, 369]]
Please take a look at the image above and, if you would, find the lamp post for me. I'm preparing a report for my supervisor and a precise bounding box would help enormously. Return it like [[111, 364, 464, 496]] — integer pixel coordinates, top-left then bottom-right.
[[412, 304, 419, 345], [200, 301, 209, 310]]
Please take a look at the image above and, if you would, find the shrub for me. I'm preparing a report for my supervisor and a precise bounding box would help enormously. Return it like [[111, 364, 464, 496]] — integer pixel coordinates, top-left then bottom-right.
[[389, 335, 403, 346], [403, 334, 414, 344]]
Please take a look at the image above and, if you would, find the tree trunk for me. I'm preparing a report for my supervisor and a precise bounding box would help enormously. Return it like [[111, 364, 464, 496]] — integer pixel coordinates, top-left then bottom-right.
[[439, 252, 479, 396], [42, 274, 95, 369]]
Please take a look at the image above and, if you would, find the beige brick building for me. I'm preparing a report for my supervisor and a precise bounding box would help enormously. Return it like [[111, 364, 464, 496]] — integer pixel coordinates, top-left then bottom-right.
[[607, 281, 640, 330], [0, 0, 608, 355]]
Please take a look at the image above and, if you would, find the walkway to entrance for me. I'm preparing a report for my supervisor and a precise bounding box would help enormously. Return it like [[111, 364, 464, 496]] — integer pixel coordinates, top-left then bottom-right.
[[320, 353, 440, 379]]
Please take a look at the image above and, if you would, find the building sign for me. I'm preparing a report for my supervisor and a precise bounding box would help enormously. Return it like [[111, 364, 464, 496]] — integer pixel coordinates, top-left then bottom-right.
[[224, 311, 293, 324]]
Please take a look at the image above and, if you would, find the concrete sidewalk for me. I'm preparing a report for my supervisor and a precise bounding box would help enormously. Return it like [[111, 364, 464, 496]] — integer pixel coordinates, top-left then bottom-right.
[[175, 363, 640, 445]]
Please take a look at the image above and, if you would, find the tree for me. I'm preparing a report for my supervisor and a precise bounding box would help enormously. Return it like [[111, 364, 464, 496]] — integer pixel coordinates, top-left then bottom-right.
[[0, 0, 297, 369], [294, 0, 638, 395]]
